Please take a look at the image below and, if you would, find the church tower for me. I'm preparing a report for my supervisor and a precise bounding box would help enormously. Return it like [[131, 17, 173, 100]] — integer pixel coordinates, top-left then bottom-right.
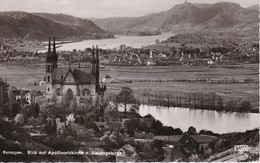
[[90, 46, 97, 99], [45, 37, 58, 102], [95, 45, 100, 93]]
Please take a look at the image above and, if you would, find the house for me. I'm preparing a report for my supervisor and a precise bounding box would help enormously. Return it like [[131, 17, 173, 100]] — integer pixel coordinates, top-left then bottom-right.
[[129, 105, 139, 113], [55, 118, 65, 135], [102, 75, 114, 83], [155, 134, 217, 154], [190, 134, 218, 148], [25, 90, 44, 104], [13, 89, 29, 103], [154, 135, 183, 144], [39, 80, 45, 85], [118, 112, 142, 119], [116, 144, 138, 162], [131, 54, 141, 64], [162, 147, 189, 162], [107, 122, 122, 131], [118, 111, 142, 123], [178, 135, 200, 154], [94, 122, 107, 130], [147, 59, 155, 66], [134, 131, 154, 143]]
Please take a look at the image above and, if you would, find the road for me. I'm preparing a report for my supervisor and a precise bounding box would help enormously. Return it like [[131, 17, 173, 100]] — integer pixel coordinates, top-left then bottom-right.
[[162, 147, 172, 162], [212, 152, 248, 162]]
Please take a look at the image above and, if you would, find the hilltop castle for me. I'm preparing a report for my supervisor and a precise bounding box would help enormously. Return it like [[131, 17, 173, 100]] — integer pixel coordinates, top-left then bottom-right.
[[45, 37, 106, 109]]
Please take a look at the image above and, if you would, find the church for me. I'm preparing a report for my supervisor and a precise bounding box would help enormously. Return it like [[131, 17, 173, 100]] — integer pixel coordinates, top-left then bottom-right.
[[45, 37, 106, 109]]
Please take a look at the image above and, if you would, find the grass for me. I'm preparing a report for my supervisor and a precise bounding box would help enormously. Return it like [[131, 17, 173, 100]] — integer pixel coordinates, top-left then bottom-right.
[[0, 63, 258, 110], [102, 64, 259, 110]]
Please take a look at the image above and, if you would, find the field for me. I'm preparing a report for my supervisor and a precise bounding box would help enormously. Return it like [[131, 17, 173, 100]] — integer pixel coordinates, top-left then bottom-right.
[[0, 63, 258, 111], [102, 64, 259, 111]]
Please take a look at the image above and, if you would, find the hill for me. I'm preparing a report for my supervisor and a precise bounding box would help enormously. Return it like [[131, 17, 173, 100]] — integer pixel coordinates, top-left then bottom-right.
[[0, 12, 108, 40], [247, 4, 259, 11], [91, 2, 259, 34], [212, 128, 259, 153]]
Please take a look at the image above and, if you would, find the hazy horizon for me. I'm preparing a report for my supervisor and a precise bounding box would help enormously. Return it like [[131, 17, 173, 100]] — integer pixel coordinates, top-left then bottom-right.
[[0, 0, 258, 18]]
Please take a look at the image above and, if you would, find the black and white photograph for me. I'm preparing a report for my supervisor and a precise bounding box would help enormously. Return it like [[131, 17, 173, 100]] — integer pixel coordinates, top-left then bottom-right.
[[0, 0, 259, 162]]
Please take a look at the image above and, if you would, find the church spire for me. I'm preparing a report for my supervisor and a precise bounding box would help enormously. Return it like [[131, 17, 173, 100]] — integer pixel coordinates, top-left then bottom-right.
[[48, 37, 51, 54], [96, 45, 104, 95], [96, 45, 99, 84], [46, 37, 51, 62], [92, 45, 95, 61], [52, 36, 58, 68], [53, 36, 56, 55]]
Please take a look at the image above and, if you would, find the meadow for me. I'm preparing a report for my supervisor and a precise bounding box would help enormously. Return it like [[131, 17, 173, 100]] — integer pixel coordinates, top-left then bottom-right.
[[102, 64, 259, 111], [0, 63, 258, 111]]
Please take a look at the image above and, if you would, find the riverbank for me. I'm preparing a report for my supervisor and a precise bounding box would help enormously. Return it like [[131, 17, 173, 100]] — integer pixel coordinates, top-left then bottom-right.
[[0, 62, 257, 113], [138, 94, 259, 114], [138, 105, 259, 134]]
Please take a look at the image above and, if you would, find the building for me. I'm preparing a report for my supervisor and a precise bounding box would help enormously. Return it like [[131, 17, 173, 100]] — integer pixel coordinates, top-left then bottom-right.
[[116, 144, 138, 162], [154, 134, 217, 154], [45, 37, 106, 109], [134, 131, 154, 143], [13, 89, 29, 103]]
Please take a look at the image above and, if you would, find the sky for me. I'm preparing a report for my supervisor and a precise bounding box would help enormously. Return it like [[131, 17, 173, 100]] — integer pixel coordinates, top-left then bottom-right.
[[0, 0, 258, 18]]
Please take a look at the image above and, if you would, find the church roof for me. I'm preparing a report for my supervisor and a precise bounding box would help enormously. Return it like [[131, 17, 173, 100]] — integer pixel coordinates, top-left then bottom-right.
[[52, 67, 93, 85]]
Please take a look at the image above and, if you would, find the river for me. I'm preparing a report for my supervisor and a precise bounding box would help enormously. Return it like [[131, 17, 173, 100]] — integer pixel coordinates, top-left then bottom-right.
[[138, 105, 259, 134], [53, 32, 175, 51]]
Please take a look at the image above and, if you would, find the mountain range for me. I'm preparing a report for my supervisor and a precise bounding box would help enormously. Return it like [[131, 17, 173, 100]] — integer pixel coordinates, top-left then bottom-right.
[[90, 2, 259, 34], [0, 2, 258, 40], [0, 12, 105, 40]]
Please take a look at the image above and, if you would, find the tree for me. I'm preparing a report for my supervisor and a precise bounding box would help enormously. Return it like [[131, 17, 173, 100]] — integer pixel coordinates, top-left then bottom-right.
[[216, 96, 224, 111], [14, 113, 25, 125], [116, 87, 138, 117], [44, 119, 56, 135], [12, 102, 21, 118], [142, 143, 153, 158], [0, 88, 4, 106], [174, 128, 183, 135], [66, 113, 75, 125], [72, 97, 78, 113], [77, 128, 94, 142], [34, 103, 40, 118], [187, 126, 197, 135], [8, 86, 14, 118], [20, 104, 32, 123], [238, 101, 251, 112]]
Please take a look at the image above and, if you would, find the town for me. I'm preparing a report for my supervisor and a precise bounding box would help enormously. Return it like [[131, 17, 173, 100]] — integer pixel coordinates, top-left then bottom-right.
[[0, 36, 259, 162], [0, 30, 258, 67], [0, 0, 259, 161]]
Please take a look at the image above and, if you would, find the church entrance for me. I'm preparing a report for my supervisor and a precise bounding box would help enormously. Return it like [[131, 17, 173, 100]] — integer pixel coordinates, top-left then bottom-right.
[[67, 88, 74, 102]]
